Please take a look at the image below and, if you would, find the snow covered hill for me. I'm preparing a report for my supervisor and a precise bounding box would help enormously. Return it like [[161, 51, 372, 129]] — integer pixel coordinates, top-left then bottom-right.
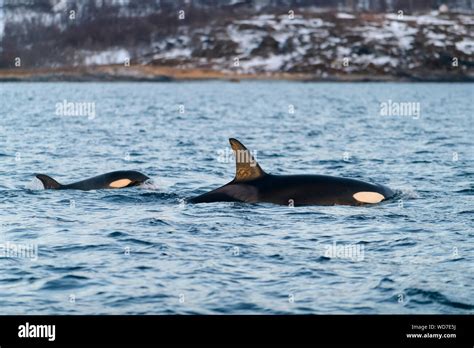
[[142, 11, 473, 79], [0, 1, 473, 81]]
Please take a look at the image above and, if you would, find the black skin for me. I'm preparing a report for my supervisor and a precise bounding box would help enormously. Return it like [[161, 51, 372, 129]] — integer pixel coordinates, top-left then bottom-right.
[[189, 174, 394, 206], [36, 170, 150, 190]]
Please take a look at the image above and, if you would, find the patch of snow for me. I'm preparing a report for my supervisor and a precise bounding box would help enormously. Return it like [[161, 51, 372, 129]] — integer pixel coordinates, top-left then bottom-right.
[[265, 55, 287, 71], [361, 21, 417, 50], [425, 30, 447, 47], [359, 26, 392, 41], [328, 37, 342, 44], [307, 57, 323, 65], [276, 15, 325, 28], [455, 39, 474, 55], [417, 15, 455, 26], [0, 3, 4, 41], [354, 54, 398, 67], [385, 13, 417, 22], [227, 24, 265, 56], [52, 0, 68, 12], [337, 46, 351, 57], [5, 7, 69, 31], [238, 14, 277, 27], [446, 24, 467, 36], [295, 44, 309, 56], [273, 31, 292, 45], [386, 21, 417, 49], [337, 13, 355, 19], [372, 56, 398, 66], [299, 33, 311, 44], [459, 15, 474, 25], [153, 47, 192, 60], [84, 48, 129, 65], [239, 54, 292, 72]]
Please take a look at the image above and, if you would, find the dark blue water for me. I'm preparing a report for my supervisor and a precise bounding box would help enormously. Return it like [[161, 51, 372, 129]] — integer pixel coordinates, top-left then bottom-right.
[[0, 82, 472, 314]]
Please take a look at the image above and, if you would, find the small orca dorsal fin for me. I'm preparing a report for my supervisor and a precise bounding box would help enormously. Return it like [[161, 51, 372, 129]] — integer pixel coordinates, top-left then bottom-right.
[[36, 174, 62, 189], [229, 138, 266, 182]]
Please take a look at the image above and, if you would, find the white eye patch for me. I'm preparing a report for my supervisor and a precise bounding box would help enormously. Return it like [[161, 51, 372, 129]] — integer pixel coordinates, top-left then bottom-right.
[[353, 191, 385, 203], [109, 179, 132, 188]]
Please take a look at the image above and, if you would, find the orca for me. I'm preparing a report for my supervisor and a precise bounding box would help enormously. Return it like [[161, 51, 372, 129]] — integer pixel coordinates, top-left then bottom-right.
[[189, 139, 394, 206], [36, 170, 149, 190]]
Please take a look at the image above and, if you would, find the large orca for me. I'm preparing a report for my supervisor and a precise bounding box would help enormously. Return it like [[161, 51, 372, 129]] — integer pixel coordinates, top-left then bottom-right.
[[189, 139, 394, 206], [36, 170, 149, 190]]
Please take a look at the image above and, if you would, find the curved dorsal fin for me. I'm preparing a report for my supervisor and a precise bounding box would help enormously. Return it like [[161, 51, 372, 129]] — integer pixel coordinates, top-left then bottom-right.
[[36, 174, 62, 189], [229, 138, 266, 182]]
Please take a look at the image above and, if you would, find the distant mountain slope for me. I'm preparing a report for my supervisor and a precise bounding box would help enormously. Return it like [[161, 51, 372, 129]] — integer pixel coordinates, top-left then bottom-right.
[[0, 1, 473, 81], [142, 12, 473, 80]]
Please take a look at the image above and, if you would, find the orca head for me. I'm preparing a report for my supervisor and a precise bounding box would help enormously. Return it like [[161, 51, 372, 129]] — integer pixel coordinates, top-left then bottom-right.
[[109, 171, 150, 188]]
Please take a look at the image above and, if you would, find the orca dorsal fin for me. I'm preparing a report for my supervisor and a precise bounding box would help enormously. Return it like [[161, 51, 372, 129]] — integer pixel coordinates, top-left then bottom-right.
[[36, 174, 62, 189], [229, 138, 266, 182]]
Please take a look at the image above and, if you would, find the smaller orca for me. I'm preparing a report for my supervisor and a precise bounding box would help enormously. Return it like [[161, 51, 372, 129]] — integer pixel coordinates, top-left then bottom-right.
[[35, 170, 150, 190], [189, 138, 395, 206]]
